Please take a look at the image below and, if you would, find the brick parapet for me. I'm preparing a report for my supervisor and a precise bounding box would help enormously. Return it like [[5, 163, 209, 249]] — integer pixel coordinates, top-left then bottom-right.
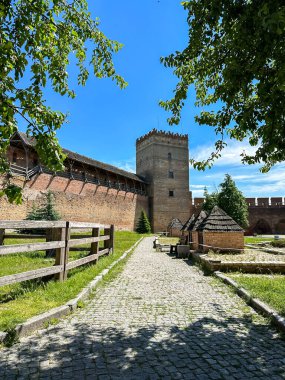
[[192, 197, 285, 208], [136, 129, 188, 148]]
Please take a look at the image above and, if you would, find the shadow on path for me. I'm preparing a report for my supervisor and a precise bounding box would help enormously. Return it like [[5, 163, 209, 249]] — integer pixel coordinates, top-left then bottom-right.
[[1, 314, 285, 379]]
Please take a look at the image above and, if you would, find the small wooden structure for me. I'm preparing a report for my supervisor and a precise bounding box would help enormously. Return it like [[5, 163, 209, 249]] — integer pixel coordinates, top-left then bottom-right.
[[181, 214, 195, 244], [197, 206, 244, 252], [190, 211, 208, 251], [167, 218, 183, 237]]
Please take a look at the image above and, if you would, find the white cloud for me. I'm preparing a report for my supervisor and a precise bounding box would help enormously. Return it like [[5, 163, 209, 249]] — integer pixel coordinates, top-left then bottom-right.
[[190, 139, 285, 198], [191, 184, 206, 189], [191, 189, 205, 197], [111, 158, 136, 173], [191, 139, 258, 167]]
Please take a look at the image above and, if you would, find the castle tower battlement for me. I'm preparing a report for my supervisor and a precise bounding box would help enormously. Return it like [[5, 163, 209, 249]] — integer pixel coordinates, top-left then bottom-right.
[[136, 129, 188, 146], [136, 129, 191, 232]]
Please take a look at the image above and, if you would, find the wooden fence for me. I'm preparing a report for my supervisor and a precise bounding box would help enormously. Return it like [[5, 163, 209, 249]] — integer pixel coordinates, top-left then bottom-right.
[[0, 221, 114, 287]]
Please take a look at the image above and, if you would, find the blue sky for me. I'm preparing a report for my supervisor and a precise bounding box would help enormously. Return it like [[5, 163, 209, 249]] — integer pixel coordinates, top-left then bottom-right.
[[19, 0, 284, 199]]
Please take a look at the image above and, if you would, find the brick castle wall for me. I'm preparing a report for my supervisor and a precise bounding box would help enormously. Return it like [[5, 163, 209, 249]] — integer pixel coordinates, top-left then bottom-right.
[[0, 174, 148, 230], [192, 197, 285, 234], [202, 232, 244, 252]]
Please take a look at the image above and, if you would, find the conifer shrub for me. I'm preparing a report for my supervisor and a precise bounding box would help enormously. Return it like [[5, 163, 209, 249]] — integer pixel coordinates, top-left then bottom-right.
[[136, 210, 151, 234], [20, 191, 61, 235]]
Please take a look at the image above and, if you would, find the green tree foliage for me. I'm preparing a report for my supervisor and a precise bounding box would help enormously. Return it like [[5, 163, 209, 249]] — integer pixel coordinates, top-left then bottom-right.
[[136, 210, 151, 234], [21, 191, 60, 234], [160, 1, 285, 172], [202, 187, 218, 213], [218, 175, 249, 228], [202, 175, 249, 228], [1, 0, 127, 202]]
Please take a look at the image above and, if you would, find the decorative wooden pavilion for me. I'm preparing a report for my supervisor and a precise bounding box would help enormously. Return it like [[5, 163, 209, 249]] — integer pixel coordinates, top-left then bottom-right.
[[197, 206, 244, 252], [167, 218, 183, 237], [190, 210, 208, 250]]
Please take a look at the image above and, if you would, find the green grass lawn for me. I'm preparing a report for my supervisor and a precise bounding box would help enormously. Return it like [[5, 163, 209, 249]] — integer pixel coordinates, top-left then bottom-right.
[[158, 237, 179, 245], [244, 237, 274, 244], [0, 231, 144, 331], [228, 273, 285, 317]]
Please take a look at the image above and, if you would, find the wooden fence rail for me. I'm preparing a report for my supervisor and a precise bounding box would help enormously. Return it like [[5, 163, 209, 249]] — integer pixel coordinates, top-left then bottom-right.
[[0, 221, 114, 287]]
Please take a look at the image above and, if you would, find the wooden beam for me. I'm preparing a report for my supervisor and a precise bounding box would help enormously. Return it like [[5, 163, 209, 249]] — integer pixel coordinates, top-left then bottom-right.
[[90, 227, 99, 263], [68, 221, 111, 229], [0, 229, 4, 246], [4, 234, 46, 239], [0, 241, 65, 256], [110, 225, 115, 254], [104, 227, 111, 254], [53, 228, 66, 282], [68, 235, 109, 248], [63, 222, 70, 281], [0, 221, 66, 229], [0, 265, 63, 287]]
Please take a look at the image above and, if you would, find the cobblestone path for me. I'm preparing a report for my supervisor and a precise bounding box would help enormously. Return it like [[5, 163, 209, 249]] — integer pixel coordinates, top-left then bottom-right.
[[1, 237, 285, 379]]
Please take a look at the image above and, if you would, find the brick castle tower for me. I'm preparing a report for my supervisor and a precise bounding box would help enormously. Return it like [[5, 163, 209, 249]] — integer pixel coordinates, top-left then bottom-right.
[[136, 129, 191, 232]]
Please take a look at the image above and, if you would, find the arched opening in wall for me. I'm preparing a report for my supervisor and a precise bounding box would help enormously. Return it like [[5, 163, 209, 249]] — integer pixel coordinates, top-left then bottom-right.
[[276, 219, 285, 234], [253, 219, 272, 234]]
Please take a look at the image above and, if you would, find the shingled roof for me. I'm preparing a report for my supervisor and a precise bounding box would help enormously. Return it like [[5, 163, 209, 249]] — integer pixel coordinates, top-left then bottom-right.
[[13, 132, 146, 184], [181, 214, 196, 231], [198, 206, 243, 232], [168, 218, 183, 229], [192, 210, 208, 231]]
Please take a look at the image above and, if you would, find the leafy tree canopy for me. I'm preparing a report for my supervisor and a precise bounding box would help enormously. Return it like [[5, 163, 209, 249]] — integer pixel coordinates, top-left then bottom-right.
[[202, 187, 218, 213], [160, 0, 285, 172], [202, 174, 249, 228], [0, 0, 126, 203]]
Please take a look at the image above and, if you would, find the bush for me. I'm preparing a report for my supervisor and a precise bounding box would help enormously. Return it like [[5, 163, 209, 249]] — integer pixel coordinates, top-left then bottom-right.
[[20, 191, 60, 235], [136, 210, 151, 233], [271, 239, 285, 248]]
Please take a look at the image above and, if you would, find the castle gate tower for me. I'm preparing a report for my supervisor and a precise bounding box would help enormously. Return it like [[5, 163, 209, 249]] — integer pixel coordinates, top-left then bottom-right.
[[136, 129, 191, 232]]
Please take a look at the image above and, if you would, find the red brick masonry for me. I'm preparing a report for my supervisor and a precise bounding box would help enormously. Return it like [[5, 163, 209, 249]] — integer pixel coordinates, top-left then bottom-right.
[[0, 173, 148, 230], [202, 232, 244, 252]]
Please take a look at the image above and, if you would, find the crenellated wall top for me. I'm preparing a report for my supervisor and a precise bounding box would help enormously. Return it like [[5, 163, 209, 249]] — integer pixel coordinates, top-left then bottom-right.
[[192, 197, 285, 208], [136, 129, 188, 146]]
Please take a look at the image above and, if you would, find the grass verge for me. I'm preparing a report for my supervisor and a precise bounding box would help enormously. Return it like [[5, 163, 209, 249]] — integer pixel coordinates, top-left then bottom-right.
[[227, 273, 285, 317], [158, 237, 179, 245], [0, 231, 145, 332], [244, 237, 274, 244]]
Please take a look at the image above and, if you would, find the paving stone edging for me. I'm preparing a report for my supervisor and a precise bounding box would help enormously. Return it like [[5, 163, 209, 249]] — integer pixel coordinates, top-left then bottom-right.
[[214, 271, 285, 333], [0, 237, 144, 344], [192, 251, 285, 274], [245, 244, 285, 255]]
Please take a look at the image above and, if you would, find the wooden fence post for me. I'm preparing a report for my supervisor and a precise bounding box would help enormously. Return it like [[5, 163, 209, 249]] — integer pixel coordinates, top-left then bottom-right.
[[0, 229, 5, 246], [110, 225, 114, 254], [45, 228, 52, 257], [63, 222, 70, 281], [91, 227, 99, 263], [53, 227, 66, 282], [104, 225, 114, 255]]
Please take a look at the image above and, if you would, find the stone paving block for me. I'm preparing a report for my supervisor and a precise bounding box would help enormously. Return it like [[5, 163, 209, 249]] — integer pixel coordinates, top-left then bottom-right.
[[0, 237, 285, 379]]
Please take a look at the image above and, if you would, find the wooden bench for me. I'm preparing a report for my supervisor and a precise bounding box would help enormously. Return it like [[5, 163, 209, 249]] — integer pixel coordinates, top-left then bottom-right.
[[156, 244, 170, 252]]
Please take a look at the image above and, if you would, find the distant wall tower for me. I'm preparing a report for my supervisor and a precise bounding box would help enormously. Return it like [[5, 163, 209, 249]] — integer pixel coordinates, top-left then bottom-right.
[[136, 129, 191, 232]]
